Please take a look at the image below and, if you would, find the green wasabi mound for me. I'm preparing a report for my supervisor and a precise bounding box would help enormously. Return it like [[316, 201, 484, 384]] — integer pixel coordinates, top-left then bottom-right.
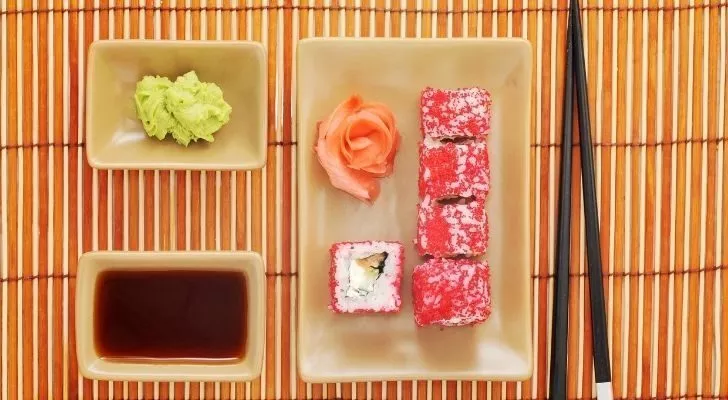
[[134, 71, 232, 146]]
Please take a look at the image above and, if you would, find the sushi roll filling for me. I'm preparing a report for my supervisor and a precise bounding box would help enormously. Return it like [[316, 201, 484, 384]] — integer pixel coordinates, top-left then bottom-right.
[[439, 136, 472, 144], [346, 252, 388, 298], [436, 195, 475, 205]]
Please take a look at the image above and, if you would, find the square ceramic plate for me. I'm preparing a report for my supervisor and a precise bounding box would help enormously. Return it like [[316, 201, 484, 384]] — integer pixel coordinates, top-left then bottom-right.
[[76, 251, 265, 382], [86, 40, 266, 170], [297, 38, 532, 382]]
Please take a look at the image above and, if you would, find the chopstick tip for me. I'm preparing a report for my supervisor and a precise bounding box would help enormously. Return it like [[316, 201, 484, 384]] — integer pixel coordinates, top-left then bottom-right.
[[596, 382, 614, 400]]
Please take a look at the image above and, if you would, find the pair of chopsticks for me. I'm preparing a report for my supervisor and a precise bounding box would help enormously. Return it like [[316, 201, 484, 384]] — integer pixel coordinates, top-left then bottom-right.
[[548, 1, 613, 400]]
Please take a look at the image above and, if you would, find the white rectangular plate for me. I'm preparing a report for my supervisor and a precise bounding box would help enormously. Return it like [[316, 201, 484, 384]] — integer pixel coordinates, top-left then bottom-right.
[[297, 38, 532, 383]]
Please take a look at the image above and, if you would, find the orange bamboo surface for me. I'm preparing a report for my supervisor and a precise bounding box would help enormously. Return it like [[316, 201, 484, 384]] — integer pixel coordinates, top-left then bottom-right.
[[0, 1, 727, 399]]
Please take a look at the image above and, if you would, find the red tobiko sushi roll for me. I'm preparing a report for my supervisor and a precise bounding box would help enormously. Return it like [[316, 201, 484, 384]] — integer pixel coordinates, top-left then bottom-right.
[[328, 241, 404, 313], [416, 195, 489, 258], [418, 139, 490, 200], [420, 87, 492, 140], [412, 258, 492, 327]]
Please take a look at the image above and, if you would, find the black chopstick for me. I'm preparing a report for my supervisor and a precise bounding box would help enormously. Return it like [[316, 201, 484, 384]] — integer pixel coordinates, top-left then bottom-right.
[[569, 0, 614, 399], [547, 9, 574, 400]]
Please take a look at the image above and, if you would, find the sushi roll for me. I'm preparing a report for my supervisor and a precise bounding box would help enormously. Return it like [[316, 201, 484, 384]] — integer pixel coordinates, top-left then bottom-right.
[[418, 139, 490, 200], [412, 258, 492, 327], [416, 195, 489, 257], [328, 241, 404, 313], [420, 87, 492, 140]]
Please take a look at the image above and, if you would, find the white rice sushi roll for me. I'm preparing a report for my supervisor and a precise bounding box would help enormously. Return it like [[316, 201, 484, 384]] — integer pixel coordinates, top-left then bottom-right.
[[328, 241, 404, 313]]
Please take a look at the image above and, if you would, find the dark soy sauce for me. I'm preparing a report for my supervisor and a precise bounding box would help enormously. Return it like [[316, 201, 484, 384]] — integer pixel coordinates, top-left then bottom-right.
[[94, 269, 247, 361]]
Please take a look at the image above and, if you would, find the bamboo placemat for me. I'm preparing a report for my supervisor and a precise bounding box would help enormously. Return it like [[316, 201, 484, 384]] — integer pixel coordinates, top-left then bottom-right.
[[1, 1, 726, 399]]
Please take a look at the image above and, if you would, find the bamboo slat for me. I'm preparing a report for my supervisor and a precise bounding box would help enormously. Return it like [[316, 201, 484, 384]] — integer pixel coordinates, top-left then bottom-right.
[[1, 1, 727, 399]]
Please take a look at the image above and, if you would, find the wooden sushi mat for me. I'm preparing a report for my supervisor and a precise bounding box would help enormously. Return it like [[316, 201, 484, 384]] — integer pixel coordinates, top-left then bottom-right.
[[0, 1, 727, 399]]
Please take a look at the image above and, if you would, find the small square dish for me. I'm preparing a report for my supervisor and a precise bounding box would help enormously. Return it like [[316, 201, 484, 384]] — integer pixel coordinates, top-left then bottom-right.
[[86, 40, 266, 170], [297, 38, 532, 382], [76, 251, 265, 382]]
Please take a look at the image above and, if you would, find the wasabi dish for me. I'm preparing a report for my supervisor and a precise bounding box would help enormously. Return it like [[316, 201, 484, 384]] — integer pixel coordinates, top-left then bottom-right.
[[134, 71, 232, 146]]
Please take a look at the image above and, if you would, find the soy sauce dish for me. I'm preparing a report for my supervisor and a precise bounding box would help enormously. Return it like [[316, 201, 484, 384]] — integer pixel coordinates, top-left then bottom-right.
[[76, 251, 265, 382]]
